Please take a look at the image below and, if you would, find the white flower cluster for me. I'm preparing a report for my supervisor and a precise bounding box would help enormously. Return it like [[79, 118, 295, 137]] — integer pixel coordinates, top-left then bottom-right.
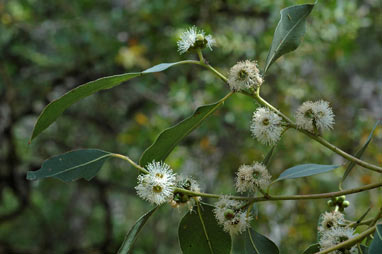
[[213, 196, 251, 235], [177, 26, 215, 54], [318, 211, 345, 234], [319, 226, 358, 254], [228, 60, 263, 91], [251, 107, 284, 145], [135, 161, 176, 205], [318, 211, 358, 253], [295, 100, 335, 133], [235, 162, 272, 193], [135, 161, 202, 208]]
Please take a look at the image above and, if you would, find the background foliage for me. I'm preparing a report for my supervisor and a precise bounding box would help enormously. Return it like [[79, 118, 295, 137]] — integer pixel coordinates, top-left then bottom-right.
[[0, 0, 381, 253]]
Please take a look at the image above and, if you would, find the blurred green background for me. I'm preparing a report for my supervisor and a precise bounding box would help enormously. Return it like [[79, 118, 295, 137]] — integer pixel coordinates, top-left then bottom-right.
[[1, 0, 381, 253]]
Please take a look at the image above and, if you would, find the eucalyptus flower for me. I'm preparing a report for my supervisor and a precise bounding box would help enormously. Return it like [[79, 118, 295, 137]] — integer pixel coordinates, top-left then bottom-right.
[[319, 226, 358, 254], [177, 26, 216, 54], [135, 161, 176, 205], [318, 211, 345, 234], [295, 100, 335, 132], [251, 107, 283, 145], [235, 162, 272, 193], [213, 196, 251, 235], [228, 60, 263, 91]]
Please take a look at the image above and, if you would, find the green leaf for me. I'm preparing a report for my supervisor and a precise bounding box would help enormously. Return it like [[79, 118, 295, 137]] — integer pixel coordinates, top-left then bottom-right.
[[340, 120, 380, 187], [140, 93, 232, 166], [262, 146, 275, 167], [369, 224, 382, 254], [30, 62, 186, 141], [360, 245, 369, 254], [302, 244, 320, 254], [178, 203, 231, 254], [247, 229, 279, 254], [264, 3, 315, 73], [275, 164, 340, 181], [26, 149, 112, 182], [117, 206, 159, 254]]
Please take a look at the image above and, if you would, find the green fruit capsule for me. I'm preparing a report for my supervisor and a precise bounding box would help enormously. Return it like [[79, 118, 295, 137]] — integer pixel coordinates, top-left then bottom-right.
[[337, 195, 346, 203], [327, 200, 334, 207], [342, 201, 350, 208]]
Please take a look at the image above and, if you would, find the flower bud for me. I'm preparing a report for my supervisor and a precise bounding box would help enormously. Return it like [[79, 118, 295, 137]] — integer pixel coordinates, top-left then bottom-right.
[[342, 201, 350, 208], [337, 195, 346, 203]]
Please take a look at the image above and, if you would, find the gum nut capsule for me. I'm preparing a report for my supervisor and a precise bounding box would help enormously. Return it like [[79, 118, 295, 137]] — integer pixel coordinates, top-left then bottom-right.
[[337, 195, 346, 203], [342, 201, 350, 208], [327, 200, 334, 207]]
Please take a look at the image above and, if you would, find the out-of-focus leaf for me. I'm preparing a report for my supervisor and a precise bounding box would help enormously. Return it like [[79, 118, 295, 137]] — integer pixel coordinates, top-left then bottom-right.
[[262, 146, 275, 167], [26, 149, 111, 182], [340, 120, 380, 188], [264, 3, 315, 72], [369, 224, 382, 254], [247, 229, 279, 254], [30, 62, 187, 141], [302, 244, 320, 254], [117, 206, 159, 254], [178, 203, 231, 254], [140, 93, 232, 166], [275, 164, 340, 181]]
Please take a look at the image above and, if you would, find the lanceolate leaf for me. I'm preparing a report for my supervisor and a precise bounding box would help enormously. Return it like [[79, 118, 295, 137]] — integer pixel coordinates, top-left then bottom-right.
[[262, 146, 275, 167], [264, 3, 315, 73], [178, 203, 231, 254], [275, 164, 340, 181], [140, 93, 232, 166], [302, 244, 320, 254], [117, 206, 159, 254], [26, 149, 112, 182], [369, 224, 382, 254], [340, 120, 380, 187], [247, 229, 279, 254], [30, 62, 188, 141]]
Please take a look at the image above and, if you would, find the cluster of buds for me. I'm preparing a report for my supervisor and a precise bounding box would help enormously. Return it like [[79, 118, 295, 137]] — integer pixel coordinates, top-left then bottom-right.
[[328, 195, 350, 212]]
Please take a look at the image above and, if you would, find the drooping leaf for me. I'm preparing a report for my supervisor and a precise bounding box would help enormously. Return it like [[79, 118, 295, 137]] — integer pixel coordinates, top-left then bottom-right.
[[352, 207, 371, 228], [264, 3, 315, 73], [369, 224, 382, 254], [247, 228, 279, 254], [262, 146, 275, 167], [140, 93, 232, 166], [275, 164, 340, 181], [302, 244, 320, 254], [117, 206, 159, 254], [178, 203, 231, 254], [340, 120, 380, 187], [26, 149, 112, 182], [30, 61, 188, 141]]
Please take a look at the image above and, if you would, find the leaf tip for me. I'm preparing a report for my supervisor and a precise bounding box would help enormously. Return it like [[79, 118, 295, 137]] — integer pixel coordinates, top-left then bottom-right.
[[26, 171, 37, 181]]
